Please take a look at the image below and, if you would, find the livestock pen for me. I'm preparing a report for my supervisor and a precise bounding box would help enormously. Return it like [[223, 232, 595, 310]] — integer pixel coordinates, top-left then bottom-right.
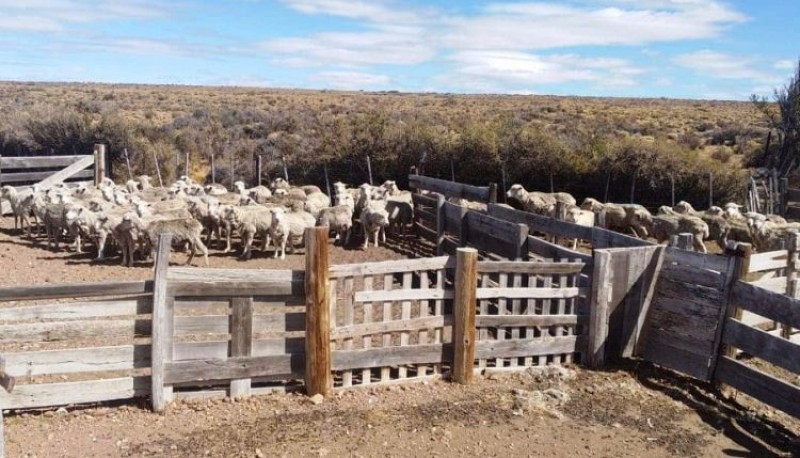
[[1, 175, 799, 456]]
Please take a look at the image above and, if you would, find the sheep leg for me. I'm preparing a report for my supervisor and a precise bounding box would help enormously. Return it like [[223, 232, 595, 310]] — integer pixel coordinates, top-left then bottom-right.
[[241, 231, 254, 260], [344, 227, 351, 246], [280, 235, 287, 260], [260, 232, 270, 253], [694, 236, 707, 254], [96, 232, 107, 260], [381, 227, 386, 244], [361, 225, 369, 250], [197, 238, 209, 266]]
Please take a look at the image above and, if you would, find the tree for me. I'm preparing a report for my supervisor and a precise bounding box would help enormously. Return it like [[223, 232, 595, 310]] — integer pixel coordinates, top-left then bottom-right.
[[752, 59, 800, 173]]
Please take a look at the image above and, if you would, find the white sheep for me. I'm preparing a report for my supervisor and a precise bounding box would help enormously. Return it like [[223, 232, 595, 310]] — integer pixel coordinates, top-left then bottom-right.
[[1, 185, 35, 233], [269, 207, 316, 259], [317, 205, 354, 245], [360, 204, 390, 249], [223, 205, 275, 259], [650, 213, 710, 252], [122, 212, 208, 266], [233, 180, 273, 204]]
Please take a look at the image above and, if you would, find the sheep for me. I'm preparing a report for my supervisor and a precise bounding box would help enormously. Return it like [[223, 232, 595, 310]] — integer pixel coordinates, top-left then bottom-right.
[[360, 204, 390, 249], [1, 185, 35, 233], [750, 219, 800, 252], [136, 175, 153, 190], [125, 180, 139, 194], [122, 212, 208, 266], [563, 206, 594, 249], [134, 201, 192, 220], [650, 213, 710, 253], [385, 198, 414, 236], [43, 202, 74, 251], [233, 180, 273, 204], [580, 198, 648, 238], [270, 177, 290, 191], [268, 207, 316, 259], [93, 210, 129, 262], [301, 185, 322, 195], [223, 205, 275, 259], [303, 191, 332, 218], [187, 196, 226, 249], [506, 184, 557, 215], [204, 183, 228, 196], [317, 205, 354, 245]]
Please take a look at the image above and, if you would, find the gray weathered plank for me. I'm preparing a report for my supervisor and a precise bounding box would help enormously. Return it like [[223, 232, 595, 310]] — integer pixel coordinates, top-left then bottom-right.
[[475, 314, 584, 328], [660, 262, 725, 289], [173, 338, 305, 361], [163, 355, 297, 384], [0, 377, 149, 410], [169, 281, 303, 297], [0, 281, 151, 303], [732, 281, 800, 329], [476, 287, 587, 300], [487, 204, 594, 241], [4, 345, 150, 377], [332, 343, 453, 371], [722, 319, 800, 373], [409, 174, 490, 202], [714, 356, 800, 419], [0, 298, 152, 321], [465, 211, 527, 260], [229, 296, 254, 398], [168, 268, 303, 283], [330, 315, 451, 339], [0, 319, 151, 344], [526, 236, 593, 264], [476, 261, 585, 275], [354, 288, 453, 303], [0, 155, 86, 170], [37, 155, 96, 188], [329, 256, 454, 278], [663, 247, 728, 273], [748, 250, 788, 273], [643, 340, 711, 380], [474, 336, 584, 359]]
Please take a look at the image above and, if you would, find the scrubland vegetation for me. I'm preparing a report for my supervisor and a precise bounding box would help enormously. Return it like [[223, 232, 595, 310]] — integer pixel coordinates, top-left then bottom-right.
[[0, 82, 773, 207]]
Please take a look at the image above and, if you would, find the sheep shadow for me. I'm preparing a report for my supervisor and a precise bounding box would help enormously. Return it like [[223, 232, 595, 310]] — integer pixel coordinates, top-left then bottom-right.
[[621, 360, 799, 457]]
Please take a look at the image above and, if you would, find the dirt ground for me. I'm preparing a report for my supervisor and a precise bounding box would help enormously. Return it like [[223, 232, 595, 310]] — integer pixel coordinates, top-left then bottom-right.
[[1, 218, 799, 458]]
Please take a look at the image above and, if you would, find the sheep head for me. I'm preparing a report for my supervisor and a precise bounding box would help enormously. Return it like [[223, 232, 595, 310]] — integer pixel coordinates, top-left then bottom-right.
[[506, 184, 528, 201]]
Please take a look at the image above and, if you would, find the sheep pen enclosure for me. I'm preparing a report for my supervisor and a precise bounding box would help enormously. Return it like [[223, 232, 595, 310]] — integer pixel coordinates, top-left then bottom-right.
[[0, 169, 799, 456]]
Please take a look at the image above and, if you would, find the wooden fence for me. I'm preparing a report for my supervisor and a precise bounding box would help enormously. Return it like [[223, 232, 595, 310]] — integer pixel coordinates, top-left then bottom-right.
[[0, 144, 107, 215]]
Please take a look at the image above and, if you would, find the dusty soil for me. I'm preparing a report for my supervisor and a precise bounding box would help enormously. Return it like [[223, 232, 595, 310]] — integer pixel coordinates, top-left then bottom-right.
[[1, 217, 799, 458]]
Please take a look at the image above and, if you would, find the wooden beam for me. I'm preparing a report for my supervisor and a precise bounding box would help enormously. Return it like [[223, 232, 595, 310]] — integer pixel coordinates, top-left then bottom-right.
[[304, 227, 331, 397], [587, 250, 612, 368], [0, 356, 14, 394], [151, 233, 173, 413], [93, 144, 106, 185], [452, 247, 478, 384], [715, 356, 800, 419], [36, 154, 95, 189], [229, 296, 254, 398], [0, 155, 86, 170]]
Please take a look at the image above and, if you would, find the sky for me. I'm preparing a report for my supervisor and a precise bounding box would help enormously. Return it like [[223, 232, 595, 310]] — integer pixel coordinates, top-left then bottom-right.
[[0, 0, 798, 100]]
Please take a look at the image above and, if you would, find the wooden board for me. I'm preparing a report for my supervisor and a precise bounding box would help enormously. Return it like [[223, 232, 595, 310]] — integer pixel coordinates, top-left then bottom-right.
[[1, 169, 94, 184], [526, 236, 592, 263], [714, 356, 800, 419], [476, 261, 585, 275], [0, 298, 151, 321], [487, 204, 593, 241], [168, 268, 303, 283], [475, 287, 587, 300], [0, 377, 149, 409], [332, 344, 453, 371], [354, 288, 453, 303], [0, 155, 86, 170], [474, 336, 584, 359], [173, 338, 305, 361], [163, 355, 299, 384], [0, 319, 151, 344], [732, 281, 800, 329], [409, 175, 490, 202], [748, 250, 788, 273], [330, 316, 451, 339], [329, 256, 453, 278], [37, 155, 96, 188], [722, 319, 800, 373], [465, 211, 527, 260], [662, 247, 729, 273], [0, 281, 151, 302], [3, 345, 150, 377], [169, 281, 303, 297], [475, 314, 584, 328]]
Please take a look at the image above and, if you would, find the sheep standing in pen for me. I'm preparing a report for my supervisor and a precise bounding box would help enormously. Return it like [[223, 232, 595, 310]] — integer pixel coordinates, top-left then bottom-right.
[[317, 205, 354, 245], [233, 180, 272, 204], [1, 185, 35, 233], [750, 218, 800, 252], [269, 207, 316, 259], [223, 205, 275, 259], [580, 198, 649, 239], [650, 213, 710, 253], [121, 212, 209, 266], [360, 203, 390, 249]]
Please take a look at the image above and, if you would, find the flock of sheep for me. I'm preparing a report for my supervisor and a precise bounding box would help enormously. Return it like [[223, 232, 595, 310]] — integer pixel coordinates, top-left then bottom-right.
[[0, 175, 413, 267], [1, 177, 793, 268], [506, 184, 796, 253]]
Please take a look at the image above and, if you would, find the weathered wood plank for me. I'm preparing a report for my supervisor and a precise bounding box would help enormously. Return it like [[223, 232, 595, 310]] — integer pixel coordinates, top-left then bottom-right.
[[330, 316, 452, 339], [476, 261, 585, 275], [750, 276, 787, 293], [0, 155, 86, 170], [304, 226, 331, 397], [0, 298, 151, 322], [332, 344, 452, 371], [0, 281, 152, 303], [0, 169, 94, 184], [453, 248, 478, 383], [37, 155, 96, 188], [644, 341, 711, 380], [150, 233, 172, 413], [174, 313, 306, 335], [732, 281, 800, 329], [487, 204, 594, 241], [714, 356, 800, 419], [409, 174, 490, 202], [4, 345, 150, 377], [587, 250, 612, 368], [474, 336, 583, 359], [591, 226, 652, 249], [475, 314, 584, 328], [476, 287, 587, 300], [526, 236, 593, 264], [229, 296, 254, 398], [0, 319, 151, 344], [722, 319, 800, 373], [0, 377, 149, 410], [748, 250, 788, 273], [354, 288, 453, 303], [168, 268, 302, 283], [663, 247, 728, 273], [169, 281, 303, 297], [164, 355, 298, 384], [329, 256, 454, 278], [173, 339, 305, 361], [660, 262, 725, 289], [411, 192, 438, 207], [465, 212, 527, 260]]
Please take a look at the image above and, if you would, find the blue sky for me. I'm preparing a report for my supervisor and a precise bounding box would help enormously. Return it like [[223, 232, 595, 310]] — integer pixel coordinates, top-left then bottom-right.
[[0, 0, 797, 100]]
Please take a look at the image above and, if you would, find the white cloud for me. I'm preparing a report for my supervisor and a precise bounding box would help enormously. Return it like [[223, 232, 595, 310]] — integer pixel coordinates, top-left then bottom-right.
[[447, 51, 645, 91], [278, 0, 423, 24], [775, 59, 797, 70], [0, 0, 170, 31], [442, 1, 746, 51], [308, 70, 390, 89], [673, 50, 782, 84]]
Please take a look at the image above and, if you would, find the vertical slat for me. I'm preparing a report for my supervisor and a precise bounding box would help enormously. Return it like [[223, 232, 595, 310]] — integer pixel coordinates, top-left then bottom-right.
[[783, 234, 799, 338], [496, 272, 508, 368], [524, 273, 535, 366], [361, 276, 373, 385], [93, 144, 106, 186], [342, 276, 354, 387], [229, 296, 254, 398], [453, 248, 478, 384], [304, 227, 332, 397], [539, 274, 552, 366], [509, 273, 522, 367], [477, 273, 489, 369], [418, 270, 430, 377], [436, 193, 446, 256], [588, 250, 613, 368], [565, 271, 576, 364], [433, 270, 444, 375], [398, 272, 413, 379], [0, 404, 4, 458], [723, 243, 752, 359], [554, 262, 567, 365], [329, 278, 337, 351], [151, 233, 173, 413], [380, 274, 393, 382]]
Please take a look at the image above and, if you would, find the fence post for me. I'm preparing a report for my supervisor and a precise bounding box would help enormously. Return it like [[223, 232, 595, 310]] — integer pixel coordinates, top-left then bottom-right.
[[123, 148, 133, 180], [720, 242, 751, 359], [709, 173, 714, 208], [282, 156, 289, 182], [365, 154, 373, 186], [780, 177, 788, 216], [452, 247, 478, 384], [256, 155, 263, 187], [151, 233, 173, 412], [304, 227, 332, 397], [211, 153, 216, 184], [435, 193, 446, 256], [553, 201, 567, 246], [488, 183, 498, 204], [93, 144, 106, 185], [783, 233, 799, 338], [587, 250, 612, 368], [458, 204, 469, 248], [670, 233, 694, 251], [185, 151, 190, 178], [152, 149, 163, 187]]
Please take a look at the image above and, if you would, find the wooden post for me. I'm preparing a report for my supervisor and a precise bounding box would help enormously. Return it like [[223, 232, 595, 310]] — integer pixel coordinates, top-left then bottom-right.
[[211, 153, 216, 184], [500, 164, 507, 204], [304, 227, 331, 397], [554, 201, 567, 246], [488, 183, 498, 204], [450, 156, 456, 182], [587, 250, 612, 368], [435, 193, 446, 256], [324, 163, 331, 199], [452, 247, 478, 384], [783, 233, 799, 338], [671, 233, 693, 251], [282, 156, 289, 182], [780, 177, 788, 216], [721, 242, 751, 358], [185, 151, 190, 178], [123, 148, 133, 180], [152, 149, 163, 187], [365, 154, 373, 186], [458, 204, 469, 247], [670, 174, 675, 207], [229, 296, 254, 399], [604, 172, 611, 203], [151, 233, 173, 412], [93, 144, 107, 185]]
